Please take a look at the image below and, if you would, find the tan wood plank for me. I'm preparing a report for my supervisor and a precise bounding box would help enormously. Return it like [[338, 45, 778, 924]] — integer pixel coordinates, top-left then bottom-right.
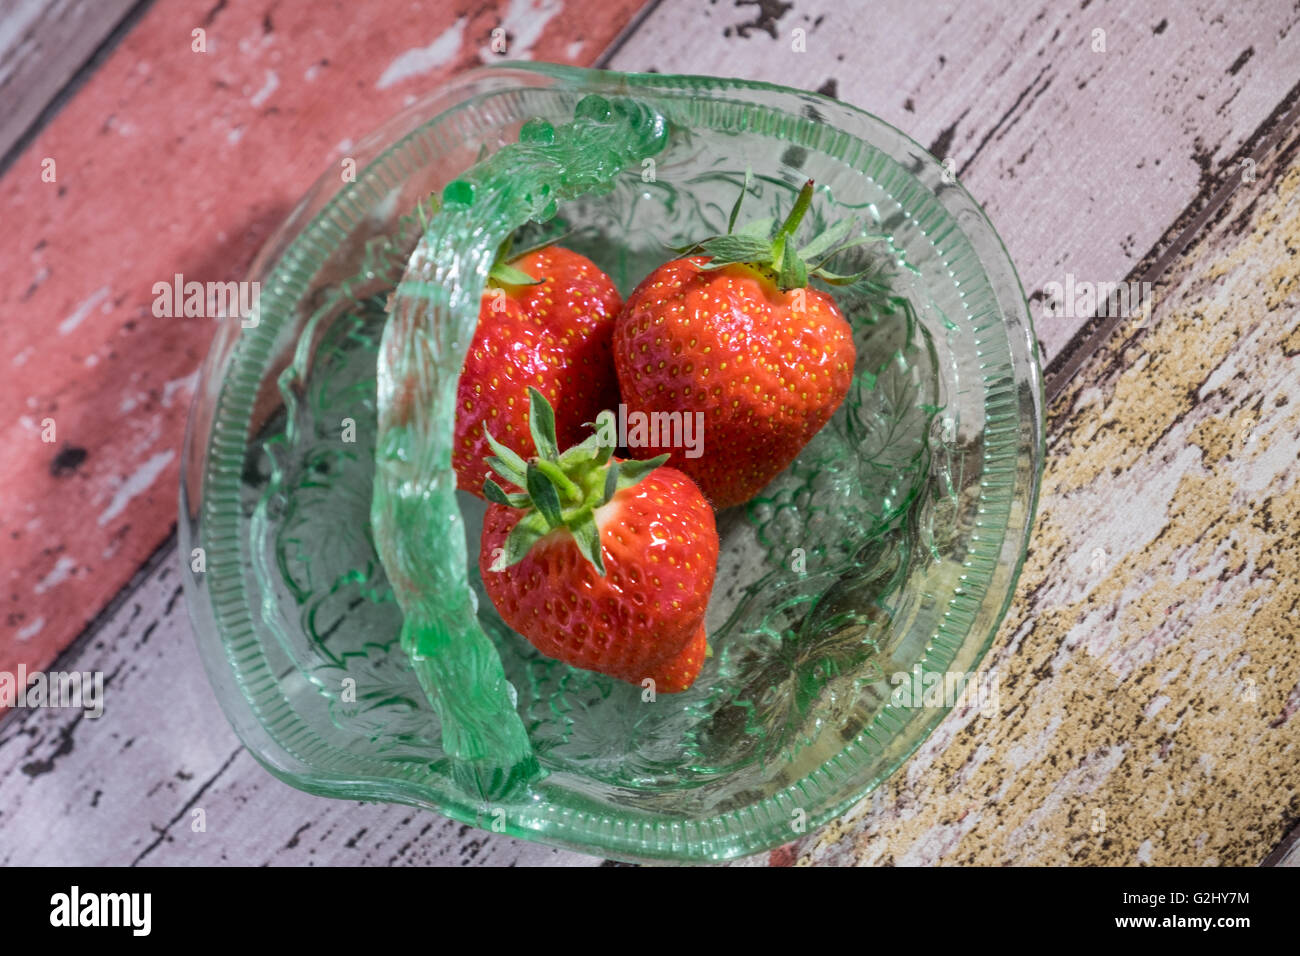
[[4, 0, 1299, 867], [794, 112, 1300, 866]]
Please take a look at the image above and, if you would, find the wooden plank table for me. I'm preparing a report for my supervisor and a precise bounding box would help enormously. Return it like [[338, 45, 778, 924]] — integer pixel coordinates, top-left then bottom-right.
[[1, 0, 1297, 866]]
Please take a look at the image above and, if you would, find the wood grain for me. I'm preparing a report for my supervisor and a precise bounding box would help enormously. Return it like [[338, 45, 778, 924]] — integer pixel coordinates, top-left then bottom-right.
[[6, 0, 1297, 708], [605, 0, 1300, 364], [793, 115, 1300, 866], [3, 0, 1299, 867], [0, 555, 602, 866], [0, 0, 649, 687], [0, 0, 142, 167]]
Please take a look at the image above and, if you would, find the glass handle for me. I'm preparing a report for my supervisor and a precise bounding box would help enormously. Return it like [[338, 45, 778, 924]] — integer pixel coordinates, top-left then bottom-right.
[[372, 94, 669, 801]]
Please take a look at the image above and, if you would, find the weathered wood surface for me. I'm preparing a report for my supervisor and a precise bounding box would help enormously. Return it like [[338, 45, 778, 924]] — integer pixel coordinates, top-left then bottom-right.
[[2, 0, 1299, 866], [0, 556, 602, 866], [1270, 831, 1300, 866], [607, 0, 1300, 364], [6, 0, 1298, 701], [792, 115, 1300, 866], [0, 0, 141, 167], [0, 0, 649, 686]]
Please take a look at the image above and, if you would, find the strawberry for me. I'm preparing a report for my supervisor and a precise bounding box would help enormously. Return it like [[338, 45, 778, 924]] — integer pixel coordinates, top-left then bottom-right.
[[478, 389, 718, 693], [453, 244, 622, 498], [613, 178, 859, 509]]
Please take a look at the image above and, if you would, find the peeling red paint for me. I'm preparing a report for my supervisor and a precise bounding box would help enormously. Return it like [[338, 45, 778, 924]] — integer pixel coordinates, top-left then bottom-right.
[[0, 0, 650, 682], [768, 842, 798, 866]]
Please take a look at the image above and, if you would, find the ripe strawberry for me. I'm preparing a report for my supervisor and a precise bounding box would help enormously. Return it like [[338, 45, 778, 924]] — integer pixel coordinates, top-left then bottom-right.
[[478, 389, 718, 693], [453, 244, 621, 498], [613, 179, 858, 509]]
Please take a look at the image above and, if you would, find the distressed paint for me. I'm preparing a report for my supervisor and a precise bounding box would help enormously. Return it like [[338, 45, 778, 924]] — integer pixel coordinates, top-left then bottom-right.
[[794, 120, 1300, 867], [606, 0, 1300, 363], [0, 557, 603, 866], [3, 0, 1300, 867], [6, 118, 1297, 861], [0, 0, 649, 682], [0, 0, 142, 165]]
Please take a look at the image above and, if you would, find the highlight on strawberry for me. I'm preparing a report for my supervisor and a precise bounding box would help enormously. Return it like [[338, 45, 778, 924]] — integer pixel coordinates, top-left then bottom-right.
[[452, 238, 622, 498], [478, 388, 718, 694], [613, 176, 860, 509]]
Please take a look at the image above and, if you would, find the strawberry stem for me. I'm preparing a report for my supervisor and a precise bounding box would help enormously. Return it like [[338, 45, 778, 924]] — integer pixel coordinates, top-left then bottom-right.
[[487, 235, 544, 287], [535, 459, 581, 501], [770, 179, 815, 264], [768, 180, 817, 291], [675, 177, 872, 293], [483, 388, 668, 576]]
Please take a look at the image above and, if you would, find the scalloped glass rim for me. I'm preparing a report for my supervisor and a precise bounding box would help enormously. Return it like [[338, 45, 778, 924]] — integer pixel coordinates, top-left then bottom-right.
[[180, 62, 1044, 863]]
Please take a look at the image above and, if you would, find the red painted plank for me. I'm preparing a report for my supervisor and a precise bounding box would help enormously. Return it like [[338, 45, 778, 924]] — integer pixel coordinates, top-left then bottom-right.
[[0, 0, 650, 680]]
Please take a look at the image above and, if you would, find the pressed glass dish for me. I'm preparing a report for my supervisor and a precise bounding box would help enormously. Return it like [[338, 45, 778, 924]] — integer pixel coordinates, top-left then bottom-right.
[[180, 63, 1043, 863]]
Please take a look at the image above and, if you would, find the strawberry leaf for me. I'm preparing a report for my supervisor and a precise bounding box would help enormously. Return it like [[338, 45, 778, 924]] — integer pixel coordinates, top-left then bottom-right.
[[479, 393, 669, 574], [527, 387, 559, 461], [797, 218, 856, 261], [567, 508, 606, 576], [489, 262, 543, 287], [615, 453, 670, 490], [675, 177, 869, 292], [601, 460, 621, 505], [483, 478, 529, 508], [487, 233, 545, 287], [526, 462, 564, 527], [810, 265, 874, 286], [483, 425, 527, 487], [726, 167, 754, 234], [492, 510, 551, 571], [695, 235, 774, 263]]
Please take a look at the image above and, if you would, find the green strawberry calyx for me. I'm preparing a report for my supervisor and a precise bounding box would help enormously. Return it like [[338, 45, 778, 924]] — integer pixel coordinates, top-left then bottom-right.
[[483, 388, 668, 576], [485, 234, 548, 288], [674, 172, 874, 292], [484, 231, 578, 288]]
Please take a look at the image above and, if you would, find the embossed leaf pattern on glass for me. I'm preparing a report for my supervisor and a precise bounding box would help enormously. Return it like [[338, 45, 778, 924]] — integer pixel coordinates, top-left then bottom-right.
[[254, 173, 941, 793], [196, 66, 1041, 863]]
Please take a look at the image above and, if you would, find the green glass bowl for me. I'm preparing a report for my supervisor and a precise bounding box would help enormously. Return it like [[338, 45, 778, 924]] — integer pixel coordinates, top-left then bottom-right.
[[180, 63, 1043, 863]]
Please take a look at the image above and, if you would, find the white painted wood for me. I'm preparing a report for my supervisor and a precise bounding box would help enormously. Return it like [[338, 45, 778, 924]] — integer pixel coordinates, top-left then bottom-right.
[[605, 0, 1300, 364], [798, 118, 1300, 866], [4, 0, 1300, 867], [0, 558, 603, 866], [0, 0, 139, 162]]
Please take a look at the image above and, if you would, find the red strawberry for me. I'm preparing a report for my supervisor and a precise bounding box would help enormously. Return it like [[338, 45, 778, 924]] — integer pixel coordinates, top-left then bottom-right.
[[653, 624, 708, 694], [613, 179, 858, 509], [453, 244, 622, 498], [478, 389, 718, 693]]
